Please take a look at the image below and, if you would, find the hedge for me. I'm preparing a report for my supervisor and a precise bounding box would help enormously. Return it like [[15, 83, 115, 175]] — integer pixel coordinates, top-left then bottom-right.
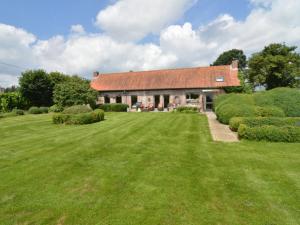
[[176, 106, 198, 113], [63, 105, 92, 114], [28, 106, 49, 114], [0, 109, 25, 119], [99, 103, 128, 112], [238, 124, 300, 142], [254, 88, 300, 117], [49, 104, 64, 113], [230, 117, 300, 131], [53, 109, 104, 125]]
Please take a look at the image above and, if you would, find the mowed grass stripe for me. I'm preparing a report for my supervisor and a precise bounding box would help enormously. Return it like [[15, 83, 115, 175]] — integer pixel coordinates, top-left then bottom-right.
[[0, 113, 299, 225]]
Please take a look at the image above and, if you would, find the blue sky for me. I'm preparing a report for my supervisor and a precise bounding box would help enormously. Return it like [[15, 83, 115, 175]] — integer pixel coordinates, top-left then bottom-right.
[[0, 0, 299, 87], [0, 0, 251, 40]]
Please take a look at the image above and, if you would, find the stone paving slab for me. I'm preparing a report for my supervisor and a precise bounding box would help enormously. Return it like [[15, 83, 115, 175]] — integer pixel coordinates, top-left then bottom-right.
[[205, 111, 239, 142]]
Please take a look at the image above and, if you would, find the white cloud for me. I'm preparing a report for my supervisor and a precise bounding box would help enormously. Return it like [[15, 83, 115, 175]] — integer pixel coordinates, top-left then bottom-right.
[[95, 0, 197, 41], [70, 24, 85, 34], [1, 0, 300, 87]]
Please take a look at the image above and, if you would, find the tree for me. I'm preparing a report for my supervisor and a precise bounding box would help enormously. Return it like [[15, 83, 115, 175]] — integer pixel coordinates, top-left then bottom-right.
[[19, 70, 53, 106], [213, 49, 251, 93], [48, 72, 70, 87], [212, 49, 247, 69], [53, 76, 97, 108], [248, 43, 300, 90]]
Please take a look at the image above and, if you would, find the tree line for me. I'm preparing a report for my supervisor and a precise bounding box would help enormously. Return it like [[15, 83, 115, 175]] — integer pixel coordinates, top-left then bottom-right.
[[212, 43, 300, 92]]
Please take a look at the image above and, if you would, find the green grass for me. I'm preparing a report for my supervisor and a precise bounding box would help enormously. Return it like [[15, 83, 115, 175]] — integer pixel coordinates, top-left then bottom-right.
[[0, 113, 299, 225]]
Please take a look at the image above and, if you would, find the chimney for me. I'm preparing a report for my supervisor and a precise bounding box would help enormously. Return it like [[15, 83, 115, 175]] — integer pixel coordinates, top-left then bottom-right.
[[93, 71, 100, 78], [231, 60, 239, 70]]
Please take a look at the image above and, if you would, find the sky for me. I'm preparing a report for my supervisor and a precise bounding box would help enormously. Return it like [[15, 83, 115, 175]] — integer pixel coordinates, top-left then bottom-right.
[[0, 0, 299, 87]]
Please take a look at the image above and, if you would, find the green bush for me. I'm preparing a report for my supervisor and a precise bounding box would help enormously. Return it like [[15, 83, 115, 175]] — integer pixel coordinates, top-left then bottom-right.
[[216, 104, 256, 124], [238, 125, 300, 142], [0, 109, 25, 119], [254, 88, 300, 117], [0, 92, 28, 112], [53, 109, 104, 125], [12, 108, 25, 115], [39, 107, 49, 114], [254, 106, 285, 117], [229, 117, 300, 131], [63, 105, 92, 114], [28, 107, 43, 114], [49, 104, 64, 113], [99, 103, 128, 112], [28, 106, 48, 114], [176, 106, 198, 113], [214, 93, 255, 112]]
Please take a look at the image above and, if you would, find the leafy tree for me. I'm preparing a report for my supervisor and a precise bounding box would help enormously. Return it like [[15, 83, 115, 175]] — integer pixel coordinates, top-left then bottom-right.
[[212, 49, 247, 69], [53, 77, 97, 108], [0, 92, 28, 112], [248, 43, 300, 89], [213, 49, 251, 93], [48, 72, 70, 87], [19, 70, 53, 106]]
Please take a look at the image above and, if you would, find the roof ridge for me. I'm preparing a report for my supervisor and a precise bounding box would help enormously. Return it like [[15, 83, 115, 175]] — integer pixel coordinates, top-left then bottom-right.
[[99, 64, 230, 76]]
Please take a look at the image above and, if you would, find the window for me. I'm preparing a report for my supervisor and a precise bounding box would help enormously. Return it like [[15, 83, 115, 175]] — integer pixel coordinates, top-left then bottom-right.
[[104, 96, 110, 104], [216, 76, 224, 82], [116, 96, 122, 103], [186, 93, 199, 104]]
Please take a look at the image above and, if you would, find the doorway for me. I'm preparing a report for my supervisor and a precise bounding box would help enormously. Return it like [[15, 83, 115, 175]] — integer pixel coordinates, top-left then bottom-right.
[[116, 96, 122, 103], [154, 95, 160, 108], [164, 95, 169, 108], [131, 95, 137, 106], [205, 95, 213, 111]]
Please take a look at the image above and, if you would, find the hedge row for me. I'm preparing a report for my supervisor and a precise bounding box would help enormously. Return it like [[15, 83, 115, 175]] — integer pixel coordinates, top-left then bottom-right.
[[99, 103, 128, 112], [53, 109, 104, 125], [28, 106, 49, 114], [63, 105, 92, 114], [0, 109, 25, 119], [216, 105, 285, 124], [214, 88, 300, 124], [176, 106, 199, 113], [229, 117, 300, 131], [238, 124, 300, 142]]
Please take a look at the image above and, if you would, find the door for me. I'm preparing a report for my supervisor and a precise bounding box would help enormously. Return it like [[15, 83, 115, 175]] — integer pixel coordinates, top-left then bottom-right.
[[154, 95, 160, 108], [164, 95, 169, 108], [205, 95, 213, 111]]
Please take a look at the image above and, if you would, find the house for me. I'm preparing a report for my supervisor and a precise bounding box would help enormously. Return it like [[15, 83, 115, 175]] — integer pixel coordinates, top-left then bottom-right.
[[90, 60, 240, 111]]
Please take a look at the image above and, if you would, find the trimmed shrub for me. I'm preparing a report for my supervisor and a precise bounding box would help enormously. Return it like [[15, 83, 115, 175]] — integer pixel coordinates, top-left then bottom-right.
[[52, 114, 71, 124], [216, 104, 256, 124], [254, 106, 285, 117], [238, 125, 300, 142], [99, 103, 128, 112], [12, 109, 25, 115], [254, 88, 300, 117], [229, 117, 300, 131], [63, 105, 92, 114], [49, 104, 64, 113], [28, 106, 43, 114], [39, 107, 49, 114], [176, 106, 198, 113], [53, 109, 104, 125], [28, 106, 48, 114]]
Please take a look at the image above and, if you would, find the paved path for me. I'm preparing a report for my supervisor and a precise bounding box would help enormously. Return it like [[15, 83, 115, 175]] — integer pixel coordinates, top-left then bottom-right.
[[205, 111, 239, 142]]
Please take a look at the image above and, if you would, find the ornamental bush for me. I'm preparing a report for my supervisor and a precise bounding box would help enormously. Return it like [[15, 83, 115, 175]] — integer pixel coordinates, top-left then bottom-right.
[[238, 124, 300, 142], [49, 104, 64, 113], [176, 106, 198, 113], [28, 106, 48, 114], [53, 109, 104, 125], [63, 105, 92, 114], [229, 117, 300, 131], [216, 104, 256, 124], [99, 103, 128, 112]]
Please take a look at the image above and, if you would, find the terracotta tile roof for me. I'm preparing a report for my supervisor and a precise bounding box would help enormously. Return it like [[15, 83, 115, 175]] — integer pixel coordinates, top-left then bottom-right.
[[91, 65, 240, 91]]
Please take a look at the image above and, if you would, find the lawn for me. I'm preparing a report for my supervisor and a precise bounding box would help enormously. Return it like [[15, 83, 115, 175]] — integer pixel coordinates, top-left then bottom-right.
[[0, 113, 299, 225]]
